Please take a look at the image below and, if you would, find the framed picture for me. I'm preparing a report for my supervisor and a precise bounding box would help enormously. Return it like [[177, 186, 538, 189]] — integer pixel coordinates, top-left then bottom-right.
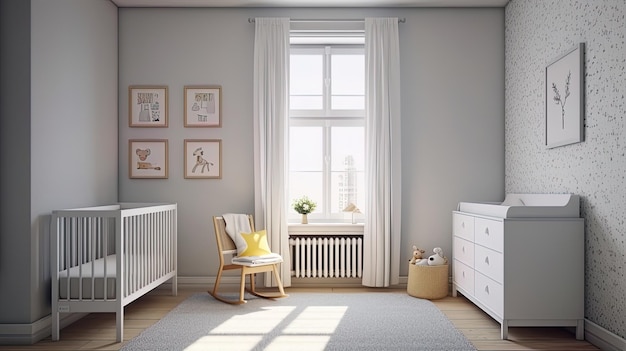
[[184, 86, 222, 127], [545, 43, 585, 148], [129, 86, 168, 127], [129, 139, 168, 179], [184, 139, 222, 179]]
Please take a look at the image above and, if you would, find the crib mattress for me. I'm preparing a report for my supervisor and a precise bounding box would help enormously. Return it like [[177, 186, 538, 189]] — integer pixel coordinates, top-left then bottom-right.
[[58, 255, 117, 300]]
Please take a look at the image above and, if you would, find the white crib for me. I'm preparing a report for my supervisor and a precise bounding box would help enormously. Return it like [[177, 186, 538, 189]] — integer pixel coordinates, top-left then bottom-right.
[[51, 203, 177, 342]]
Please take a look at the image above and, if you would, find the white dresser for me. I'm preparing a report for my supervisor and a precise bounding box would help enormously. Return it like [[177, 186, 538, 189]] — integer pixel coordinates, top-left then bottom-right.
[[452, 194, 584, 340]]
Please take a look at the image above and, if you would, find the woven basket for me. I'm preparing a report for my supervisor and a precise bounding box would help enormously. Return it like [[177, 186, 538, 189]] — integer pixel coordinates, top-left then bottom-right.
[[407, 263, 449, 299]]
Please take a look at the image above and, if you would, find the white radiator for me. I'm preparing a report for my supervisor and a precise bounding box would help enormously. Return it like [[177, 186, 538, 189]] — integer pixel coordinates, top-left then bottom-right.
[[289, 236, 363, 278]]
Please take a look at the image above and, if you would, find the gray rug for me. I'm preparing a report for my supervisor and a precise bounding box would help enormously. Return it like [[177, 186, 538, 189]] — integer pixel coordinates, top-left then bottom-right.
[[122, 292, 476, 351]]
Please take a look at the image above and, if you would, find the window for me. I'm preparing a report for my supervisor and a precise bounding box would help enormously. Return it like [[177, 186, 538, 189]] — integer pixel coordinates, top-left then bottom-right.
[[288, 45, 365, 222]]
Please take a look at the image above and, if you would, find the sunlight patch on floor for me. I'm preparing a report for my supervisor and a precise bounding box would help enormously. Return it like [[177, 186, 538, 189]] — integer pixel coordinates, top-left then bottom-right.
[[184, 336, 262, 351], [209, 306, 296, 334], [283, 306, 348, 334], [264, 335, 331, 351], [183, 305, 347, 351]]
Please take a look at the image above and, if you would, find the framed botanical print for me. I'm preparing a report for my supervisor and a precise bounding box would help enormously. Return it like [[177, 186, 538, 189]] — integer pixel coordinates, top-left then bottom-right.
[[184, 86, 221, 127], [129, 86, 168, 127], [184, 139, 221, 179], [545, 43, 585, 148]]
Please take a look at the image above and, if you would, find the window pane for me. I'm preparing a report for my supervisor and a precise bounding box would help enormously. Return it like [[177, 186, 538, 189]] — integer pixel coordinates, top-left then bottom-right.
[[290, 96, 323, 110], [331, 171, 364, 214], [290, 127, 323, 171], [290, 54, 323, 110], [331, 96, 365, 110], [331, 54, 364, 110], [331, 127, 364, 171], [331, 126, 365, 214], [289, 171, 322, 214]]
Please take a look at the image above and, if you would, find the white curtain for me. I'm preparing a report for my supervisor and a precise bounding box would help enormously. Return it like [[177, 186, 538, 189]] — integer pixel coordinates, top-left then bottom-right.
[[253, 17, 291, 288], [362, 18, 402, 287]]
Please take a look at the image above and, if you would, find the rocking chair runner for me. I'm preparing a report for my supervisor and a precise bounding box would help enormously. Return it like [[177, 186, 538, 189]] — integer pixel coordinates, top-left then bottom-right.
[[210, 215, 288, 304]]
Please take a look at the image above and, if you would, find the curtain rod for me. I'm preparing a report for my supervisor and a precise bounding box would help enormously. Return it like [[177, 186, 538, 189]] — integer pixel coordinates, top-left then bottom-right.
[[248, 18, 406, 23]]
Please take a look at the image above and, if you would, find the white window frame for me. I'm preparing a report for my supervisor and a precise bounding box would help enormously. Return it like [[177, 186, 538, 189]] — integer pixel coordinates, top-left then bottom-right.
[[288, 45, 365, 223]]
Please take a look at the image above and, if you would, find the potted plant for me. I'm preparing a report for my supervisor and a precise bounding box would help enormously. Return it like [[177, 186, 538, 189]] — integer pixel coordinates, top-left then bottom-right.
[[292, 196, 317, 224]]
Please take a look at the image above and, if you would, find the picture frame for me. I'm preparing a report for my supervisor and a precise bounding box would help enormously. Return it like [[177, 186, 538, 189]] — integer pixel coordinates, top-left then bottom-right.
[[184, 86, 222, 127], [129, 86, 168, 127], [545, 43, 585, 148], [184, 139, 222, 179], [129, 139, 168, 179]]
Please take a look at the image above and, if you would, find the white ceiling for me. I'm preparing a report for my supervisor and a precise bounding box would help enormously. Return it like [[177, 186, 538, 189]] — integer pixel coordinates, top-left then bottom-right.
[[111, 0, 509, 8]]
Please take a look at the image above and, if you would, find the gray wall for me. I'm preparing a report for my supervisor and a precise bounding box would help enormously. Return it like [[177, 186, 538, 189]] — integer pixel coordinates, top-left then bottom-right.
[[505, 0, 625, 340], [0, 0, 33, 325], [118, 8, 505, 278], [401, 9, 505, 269], [0, 0, 118, 340]]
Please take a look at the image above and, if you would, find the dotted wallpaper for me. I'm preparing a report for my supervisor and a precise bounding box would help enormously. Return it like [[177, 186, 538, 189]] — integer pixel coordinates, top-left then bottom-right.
[[505, 0, 625, 339]]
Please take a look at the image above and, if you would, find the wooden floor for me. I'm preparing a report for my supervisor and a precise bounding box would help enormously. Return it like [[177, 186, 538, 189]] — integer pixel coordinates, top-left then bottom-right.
[[0, 286, 600, 351]]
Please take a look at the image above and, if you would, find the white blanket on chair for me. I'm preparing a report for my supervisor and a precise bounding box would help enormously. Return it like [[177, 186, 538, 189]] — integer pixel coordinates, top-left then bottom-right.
[[222, 213, 252, 244], [232, 253, 283, 266]]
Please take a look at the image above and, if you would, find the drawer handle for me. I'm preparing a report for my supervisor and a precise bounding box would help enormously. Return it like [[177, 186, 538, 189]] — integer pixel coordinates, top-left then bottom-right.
[[462, 222, 465, 229], [484, 256, 490, 265], [462, 246, 466, 253], [484, 285, 490, 294], [484, 227, 490, 235], [462, 271, 465, 278]]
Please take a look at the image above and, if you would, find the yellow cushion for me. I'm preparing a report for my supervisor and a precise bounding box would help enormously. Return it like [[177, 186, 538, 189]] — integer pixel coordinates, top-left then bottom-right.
[[238, 230, 272, 257]]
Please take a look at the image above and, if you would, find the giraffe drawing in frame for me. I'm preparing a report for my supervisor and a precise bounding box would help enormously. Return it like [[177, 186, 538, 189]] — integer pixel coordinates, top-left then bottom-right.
[[192, 147, 214, 173]]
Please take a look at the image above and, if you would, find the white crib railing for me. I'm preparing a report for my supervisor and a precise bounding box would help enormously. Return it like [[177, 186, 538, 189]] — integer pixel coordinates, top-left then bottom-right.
[[51, 203, 177, 342]]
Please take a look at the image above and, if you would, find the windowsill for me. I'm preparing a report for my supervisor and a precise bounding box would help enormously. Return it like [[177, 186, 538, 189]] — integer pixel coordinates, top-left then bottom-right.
[[288, 222, 364, 234]]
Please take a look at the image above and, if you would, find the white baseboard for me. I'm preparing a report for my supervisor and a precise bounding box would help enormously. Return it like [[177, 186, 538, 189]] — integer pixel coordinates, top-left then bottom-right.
[[0, 312, 86, 345], [175, 275, 408, 288], [585, 319, 626, 351]]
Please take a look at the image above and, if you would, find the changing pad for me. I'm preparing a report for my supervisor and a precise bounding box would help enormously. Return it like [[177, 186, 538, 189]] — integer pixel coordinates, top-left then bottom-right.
[[458, 193, 580, 218]]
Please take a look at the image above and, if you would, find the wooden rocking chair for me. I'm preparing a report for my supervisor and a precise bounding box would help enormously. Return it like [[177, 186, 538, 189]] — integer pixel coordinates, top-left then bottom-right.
[[209, 215, 288, 304]]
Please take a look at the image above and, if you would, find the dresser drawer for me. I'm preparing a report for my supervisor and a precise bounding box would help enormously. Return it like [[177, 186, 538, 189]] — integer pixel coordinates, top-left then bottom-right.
[[475, 272, 503, 317], [453, 236, 474, 268], [474, 217, 503, 252], [453, 260, 474, 295], [453, 213, 475, 241], [474, 244, 503, 283]]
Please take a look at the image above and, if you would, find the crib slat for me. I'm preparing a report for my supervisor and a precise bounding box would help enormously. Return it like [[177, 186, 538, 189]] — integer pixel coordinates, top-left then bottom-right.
[[141, 213, 144, 290], [148, 213, 153, 284], [90, 217, 95, 301], [103, 217, 108, 301], [129, 216, 135, 294], [78, 218, 84, 300], [125, 216, 129, 297]]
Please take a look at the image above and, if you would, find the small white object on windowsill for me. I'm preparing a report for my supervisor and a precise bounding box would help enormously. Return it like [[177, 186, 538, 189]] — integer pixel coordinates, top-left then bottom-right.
[[342, 202, 362, 224]]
